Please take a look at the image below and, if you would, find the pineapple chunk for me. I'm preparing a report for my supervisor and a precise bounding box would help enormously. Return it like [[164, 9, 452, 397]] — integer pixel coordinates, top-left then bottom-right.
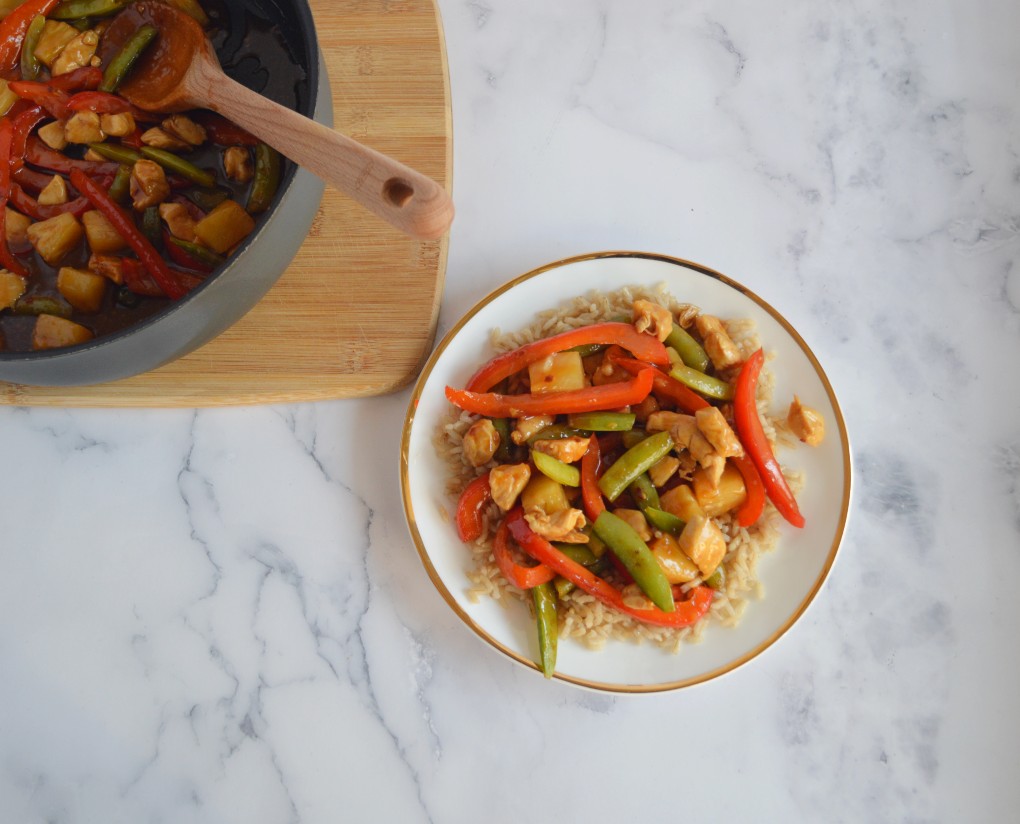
[[82, 209, 127, 253], [193, 199, 254, 254], [32, 314, 93, 350], [37, 120, 68, 151], [520, 473, 570, 515], [659, 484, 703, 523], [692, 463, 747, 518], [37, 175, 70, 207], [57, 266, 106, 313], [5, 208, 32, 249], [0, 79, 18, 117], [0, 270, 27, 310], [27, 212, 83, 266], [527, 350, 586, 394], [33, 20, 78, 68], [649, 532, 701, 584]]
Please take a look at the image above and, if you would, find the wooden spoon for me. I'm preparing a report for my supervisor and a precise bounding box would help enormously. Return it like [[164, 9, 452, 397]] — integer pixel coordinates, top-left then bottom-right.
[[111, 2, 453, 240]]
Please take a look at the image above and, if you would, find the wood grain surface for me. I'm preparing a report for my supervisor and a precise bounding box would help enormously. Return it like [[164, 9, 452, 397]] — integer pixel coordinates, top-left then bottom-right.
[[1, 0, 451, 408]]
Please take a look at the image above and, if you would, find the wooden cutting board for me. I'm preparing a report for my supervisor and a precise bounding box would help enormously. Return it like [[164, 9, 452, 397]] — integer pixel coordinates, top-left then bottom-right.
[[1, 0, 450, 408]]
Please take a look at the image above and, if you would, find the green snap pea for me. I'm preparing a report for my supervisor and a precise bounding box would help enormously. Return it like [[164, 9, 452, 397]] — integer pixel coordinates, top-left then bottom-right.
[[552, 543, 599, 567], [489, 417, 511, 461], [140, 146, 216, 188], [568, 343, 607, 357], [597, 430, 674, 502], [184, 187, 229, 212], [553, 576, 574, 599], [87, 142, 142, 165], [52, 0, 128, 19], [531, 450, 580, 487], [168, 237, 225, 267], [141, 205, 162, 248], [108, 164, 131, 204], [704, 565, 726, 591], [69, 17, 92, 30], [246, 143, 280, 214], [669, 363, 735, 401], [526, 424, 588, 445], [100, 24, 158, 92], [20, 15, 45, 80], [12, 296, 71, 318], [628, 473, 660, 512], [593, 510, 674, 612], [665, 322, 710, 373], [643, 506, 686, 536], [532, 582, 558, 678], [621, 429, 648, 449], [567, 411, 636, 432], [586, 530, 608, 559]]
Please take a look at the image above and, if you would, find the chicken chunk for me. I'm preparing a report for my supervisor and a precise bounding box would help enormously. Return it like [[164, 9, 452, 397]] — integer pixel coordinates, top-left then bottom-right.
[[99, 112, 135, 138], [130, 159, 170, 211], [462, 418, 500, 467], [511, 414, 554, 445], [694, 406, 744, 458], [161, 114, 206, 147], [63, 111, 104, 144], [158, 202, 197, 241], [788, 395, 825, 446], [695, 314, 743, 370], [632, 299, 673, 342], [677, 514, 727, 577], [675, 303, 699, 328], [223, 146, 253, 183], [647, 411, 698, 452], [51, 29, 99, 75], [590, 346, 630, 386], [489, 463, 531, 511], [612, 508, 652, 541], [532, 435, 590, 464], [524, 507, 588, 543], [87, 253, 125, 284], [140, 126, 189, 151]]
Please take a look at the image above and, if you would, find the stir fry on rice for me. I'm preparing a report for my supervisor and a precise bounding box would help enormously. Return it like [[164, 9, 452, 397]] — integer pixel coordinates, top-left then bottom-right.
[[437, 285, 824, 677]]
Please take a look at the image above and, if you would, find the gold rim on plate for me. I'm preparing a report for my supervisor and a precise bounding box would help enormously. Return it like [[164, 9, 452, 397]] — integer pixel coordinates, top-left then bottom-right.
[[400, 250, 852, 693]]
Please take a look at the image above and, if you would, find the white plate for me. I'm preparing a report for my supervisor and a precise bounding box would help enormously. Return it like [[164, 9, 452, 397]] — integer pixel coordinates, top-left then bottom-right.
[[401, 251, 851, 693]]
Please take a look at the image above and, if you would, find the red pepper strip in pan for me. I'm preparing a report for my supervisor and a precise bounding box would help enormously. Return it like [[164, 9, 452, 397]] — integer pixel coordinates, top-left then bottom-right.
[[730, 453, 766, 528], [0, 0, 61, 74], [70, 168, 188, 300], [47, 66, 103, 92], [7, 81, 72, 120], [12, 164, 53, 193], [9, 183, 91, 219], [465, 322, 669, 393], [493, 518, 555, 589], [610, 354, 710, 413], [8, 106, 45, 174], [506, 507, 713, 628], [455, 472, 492, 542], [0, 120, 29, 278], [66, 91, 146, 117], [733, 348, 805, 528], [580, 434, 605, 521], [162, 229, 214, 273], [120, 258, 203, 297], [191, 111, 260, 146], [447, 367, 655, 418], [26, 137, 121, 176]]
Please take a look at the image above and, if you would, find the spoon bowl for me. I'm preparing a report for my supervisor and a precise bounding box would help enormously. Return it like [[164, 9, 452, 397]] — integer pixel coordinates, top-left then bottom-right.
[[114, 2, 453, 239]]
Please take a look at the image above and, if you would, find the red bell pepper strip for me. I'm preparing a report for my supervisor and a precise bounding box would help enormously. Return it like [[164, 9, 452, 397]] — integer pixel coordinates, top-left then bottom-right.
[[506, 507, 713, 628], [12, 164, 54, 193], [493, 518, 555, 589], [610, 354, 710, 413], [162, 229, 214, 273], [25, 137, 121, 176], [580, 435, 605, 521], [120, 257, 203, 297], [455, 472, 492, 542], [8, 106, 46, 173], [66, 91, 147, 118], [9, 183, 91, 219], [7, 81, 72, 120], [0, 120, 29, 278], [46, 66, 104, 92], [70, 167, 188, 300], [730, 453, 766, 528], [447, 367, 655, 418], [466, 322, 669, 393], [0, 0, 61, 75], [733, 349, 805, 528]]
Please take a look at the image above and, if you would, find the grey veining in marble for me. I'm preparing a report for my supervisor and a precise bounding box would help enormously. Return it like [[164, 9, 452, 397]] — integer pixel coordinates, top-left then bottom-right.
[[2, 0, 1019, 821]]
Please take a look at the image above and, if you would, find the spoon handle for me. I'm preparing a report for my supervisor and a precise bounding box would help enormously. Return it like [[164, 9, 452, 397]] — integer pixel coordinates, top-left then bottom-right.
[[200, 72, 454, 240]]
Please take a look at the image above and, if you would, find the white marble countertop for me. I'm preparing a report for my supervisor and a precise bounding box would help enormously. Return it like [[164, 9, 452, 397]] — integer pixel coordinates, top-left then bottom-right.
[[2, 0, 1018, 820]]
